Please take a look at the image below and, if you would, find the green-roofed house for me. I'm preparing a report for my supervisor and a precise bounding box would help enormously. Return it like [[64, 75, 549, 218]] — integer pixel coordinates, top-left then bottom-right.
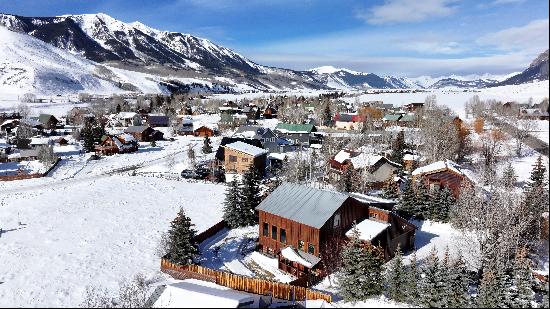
[[38, 114, 59, 129], [398, 114, 417, 127], [382, 114, 402, 127], [274, 123, 317, 146]]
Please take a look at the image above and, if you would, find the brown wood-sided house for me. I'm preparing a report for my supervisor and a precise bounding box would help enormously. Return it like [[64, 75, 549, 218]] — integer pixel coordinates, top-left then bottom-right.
[[193, 125, 216, 137], [95, 134, 138, 155], [412, 160, 473, 198], [257, 183, 416, 282], [263, 106, 277, 119], [38, 114, 59, 129], [223, 141, 267, 176], [124, 126, 164, 142]]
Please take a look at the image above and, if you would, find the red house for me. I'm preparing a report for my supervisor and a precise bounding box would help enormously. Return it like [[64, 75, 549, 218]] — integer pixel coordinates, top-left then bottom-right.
[[412, 160, 474, 198]]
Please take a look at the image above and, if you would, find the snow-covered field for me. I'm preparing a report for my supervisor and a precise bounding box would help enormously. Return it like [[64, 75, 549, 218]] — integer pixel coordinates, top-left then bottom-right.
[[0, 134, 227, 307]]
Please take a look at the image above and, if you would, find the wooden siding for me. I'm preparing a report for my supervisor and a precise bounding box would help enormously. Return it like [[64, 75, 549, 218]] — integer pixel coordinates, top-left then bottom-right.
[[413, 169, 468, 198], [224, 147, 266, 175]]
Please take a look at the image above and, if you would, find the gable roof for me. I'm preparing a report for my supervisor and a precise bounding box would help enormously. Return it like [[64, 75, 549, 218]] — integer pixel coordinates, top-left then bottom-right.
[[412, 160, 464, 177], [215, 137, 264, 161], [148, 115, 169, 125], [383, 114, 402, 121], [256, 182, 350, 229], [224, 141, 268, 157], [124, 126, 152, 133], [275, 123, 315, 134], [39, 114, 57, 124]]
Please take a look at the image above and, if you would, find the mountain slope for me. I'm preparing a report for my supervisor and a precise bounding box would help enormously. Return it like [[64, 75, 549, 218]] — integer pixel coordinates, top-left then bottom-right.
[[494, 50, 549, 86]]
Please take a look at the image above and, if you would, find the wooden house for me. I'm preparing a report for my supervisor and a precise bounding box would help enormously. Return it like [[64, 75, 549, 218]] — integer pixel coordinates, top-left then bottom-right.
[[404, 102, 424, 113], [412, 160, 473, 198], [95, 134, 138, 155], [257, 183, 415, 280], [233, 125, 292, 153], [215, 137, 264, 166], [333, 112, 365, 131], [194, 125, 216, 137], [274, 123, 318, 147], [38, 114, 59, 129], [147, 115, 170, 127], [263, 106, 277, 119], [223, 141, 268, 176], [124, 126, 164, 142]]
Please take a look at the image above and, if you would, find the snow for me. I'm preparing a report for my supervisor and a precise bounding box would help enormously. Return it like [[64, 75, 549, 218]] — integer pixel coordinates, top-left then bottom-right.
[[346, 219, 390, 241], [153, 279, 256, 308], [411, 159, 463, 176], [349, 153, 384, 169], [224, 141, 268, 157], [280, 247, 314, 268], [333, 150, 351, 163]]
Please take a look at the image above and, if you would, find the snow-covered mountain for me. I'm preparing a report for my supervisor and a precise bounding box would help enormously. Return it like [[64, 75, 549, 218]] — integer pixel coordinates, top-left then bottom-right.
[[494, 49, 549, 86]]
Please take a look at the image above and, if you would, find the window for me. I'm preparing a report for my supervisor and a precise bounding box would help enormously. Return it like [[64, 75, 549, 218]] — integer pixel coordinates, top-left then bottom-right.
[[429, 182, 440, 192], [280, 228, 287, 243], [369, 212, 378, 219], [263, 223, 269, 237], [298, 240, 304, 250], [271, 226, 277, 240], [308, 243, 315, 255], [242, 157, 248, 162], [229, 155, 237, 162], [333, 213, 341, 228]]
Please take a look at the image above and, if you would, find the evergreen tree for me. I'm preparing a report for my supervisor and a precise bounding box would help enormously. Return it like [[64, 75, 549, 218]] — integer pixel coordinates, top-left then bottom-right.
[[222, 179, 243, 228], [381, 176, 400, 200], [440, 247, 452, 308], [337, 225, 384, 301], [116, 103, 121, 113], [507, 249, 534, 308], [386, 245, 407, 302], [447, 253, 471, 308], [202, 136, 213, 154], [527, 155, 547, 187], [391, 130, 406, 165], [523, 156, 549, 240], [477, 268, 508, 308], [151, 140, 156, 147], [239, 166, 262, 226], [404, 251, 420, 305], [340, 166, 357, 193], [323, 101, 332, 127], [166, 208, 198, 265], [397, 182, 416, 219], [81, 119, 105, 153], [419, 247, 444, 307], [542, 281, 549, 309], [415, 181, 431, 220], [429, 186, 454, 222], [501, 162, 517, 189]]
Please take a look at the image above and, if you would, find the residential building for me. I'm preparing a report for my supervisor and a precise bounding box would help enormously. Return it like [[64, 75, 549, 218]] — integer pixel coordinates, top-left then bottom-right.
[[333, 112, 365, 130], [124, 126, 163, 142], [274, 123, 318, 146], [233, 126, 292, 153], [95, 134, 138, 155], [147, 115, 170, 127], [412, 160, 474, 198], [215, 137, 265, 165], [223, 141, 268, 176], [38, 114, 59, 129]]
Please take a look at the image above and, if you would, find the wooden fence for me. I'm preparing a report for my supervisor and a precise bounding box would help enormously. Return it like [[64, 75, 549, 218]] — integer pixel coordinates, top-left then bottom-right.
[[0, 158, 61, 181], [160, 259, 332, 303], [193, 220, 228, 244]]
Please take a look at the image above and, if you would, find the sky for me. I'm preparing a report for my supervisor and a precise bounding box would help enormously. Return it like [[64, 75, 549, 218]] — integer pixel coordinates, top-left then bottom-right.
[[0, 0, 548, 77]]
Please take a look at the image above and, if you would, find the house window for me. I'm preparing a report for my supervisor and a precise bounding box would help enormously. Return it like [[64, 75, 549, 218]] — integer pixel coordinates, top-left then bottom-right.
[[229, 155, 238, 162], [429, 182, 440, 192], [280, 229, 287, 243], [263, 223, 269, 237], [369, 212, 379, 219], [298, 240, 304, 250], [242, 157, 248, 162], [308, 243, 315, 255], [333, 213, 341, 228], [272, 226, 278, 240]]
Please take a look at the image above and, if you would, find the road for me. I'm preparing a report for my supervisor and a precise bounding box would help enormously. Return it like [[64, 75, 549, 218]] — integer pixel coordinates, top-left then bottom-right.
[[490, 117, 549, 157]]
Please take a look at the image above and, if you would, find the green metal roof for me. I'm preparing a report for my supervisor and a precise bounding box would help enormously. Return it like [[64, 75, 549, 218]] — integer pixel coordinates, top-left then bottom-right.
[[383, 114, 402, 121], [399, 114, 416, 122], [257, 182, 349, 229], [275, 123, 315, 133]]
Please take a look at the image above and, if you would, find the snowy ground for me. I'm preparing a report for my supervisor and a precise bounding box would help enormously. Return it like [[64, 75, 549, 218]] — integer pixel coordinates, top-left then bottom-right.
[[0, 160, 48, 176], [0, 134, 227, 307]]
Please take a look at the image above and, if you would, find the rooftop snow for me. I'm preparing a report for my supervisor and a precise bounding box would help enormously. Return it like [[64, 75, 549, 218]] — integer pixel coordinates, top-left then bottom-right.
[[333, 150, 352, 163], [412, 160, 463, 176], [280, 247, 320, 268], [224, 141, 267, 157], [347, 219, 390, 241]]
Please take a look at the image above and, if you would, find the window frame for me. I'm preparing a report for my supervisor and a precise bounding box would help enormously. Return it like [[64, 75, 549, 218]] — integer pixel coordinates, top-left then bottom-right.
[[280, 228, 287, 244], [271, 226, 278, 241], [308, 243, 315, 255], [262, 223, 269, 237]]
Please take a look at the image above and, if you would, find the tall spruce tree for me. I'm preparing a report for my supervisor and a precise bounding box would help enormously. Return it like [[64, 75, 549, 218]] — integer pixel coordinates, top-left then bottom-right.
[[477, 268, 508, 308], [166, 208, 198, 265], [341, 166, 357, 193], [202, 136, 213, 154], [440, 247, 452, 308], [381, 176, 400, 200], [222, 179, 243, 228], [501, 162, 517, 189], [415, 181, 431, 220], [386, 245, 407, 302], [240, 166, 262, 226], [523, 156, 549, 240], [507, 249, 534, 308], [542, 281, 549, 308], [391, 130, 406, 165], [430, 186, 454, 222], [419, 247, 444, 307], [447, 253, 471, 308], [404, 251, 420, 305], [397, 182, 417, 219], [337, 225, 384, 301]]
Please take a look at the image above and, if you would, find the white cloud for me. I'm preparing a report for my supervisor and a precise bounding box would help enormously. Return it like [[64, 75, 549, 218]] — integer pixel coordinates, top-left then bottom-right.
[[491, 0, 525, 5], [359, 0, 459, 25], [398, 40, 466, 54], [477, 19, 549, 53]]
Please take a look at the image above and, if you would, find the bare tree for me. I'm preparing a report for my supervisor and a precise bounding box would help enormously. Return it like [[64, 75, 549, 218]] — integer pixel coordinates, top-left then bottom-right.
[[187, 145, 196, 169], [81, 286, 115, 308], [37, 145, 57, 164], [80, 273, 153, 308], [16, 102, 32, 119], [21, 93, 36, 103], [320, 229, 346, 286], [418, 103, 460, 163], [511, 118, 536, 157]]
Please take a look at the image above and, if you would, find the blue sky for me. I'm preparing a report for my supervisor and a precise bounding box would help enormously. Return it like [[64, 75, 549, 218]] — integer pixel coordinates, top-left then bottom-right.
[[1, 0, 548, 76]]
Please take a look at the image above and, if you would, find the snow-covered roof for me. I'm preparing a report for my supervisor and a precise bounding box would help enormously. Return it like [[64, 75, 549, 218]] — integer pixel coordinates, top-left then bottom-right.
[[403, 154, 420, 161], [117, 133, 136, 143], [268, 153, 286, 161], [350, 153, 384, 169], [333, 149, 352, 163], [224, 141, 267, 157], [153, 279, 255, 308], [117, 112, 137, 119], [30, 137, 50, 145], [412, 160, 463, 176], [346, 219, 390, 241], [310, 144, 322, 149], [280, 247, 321, 269], [350, 192, 396, 204]]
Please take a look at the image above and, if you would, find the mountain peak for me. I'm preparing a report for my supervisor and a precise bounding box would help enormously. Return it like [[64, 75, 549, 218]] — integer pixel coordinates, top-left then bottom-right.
[[310, 66, 363, 75]]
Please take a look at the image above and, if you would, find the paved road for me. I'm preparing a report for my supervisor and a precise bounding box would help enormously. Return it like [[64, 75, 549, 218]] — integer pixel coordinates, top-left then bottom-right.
[[490, 117, 549, 157]]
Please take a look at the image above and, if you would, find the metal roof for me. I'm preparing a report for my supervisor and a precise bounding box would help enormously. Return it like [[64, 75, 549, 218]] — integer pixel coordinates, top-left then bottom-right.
[[256, 182, 350, 229], [124, 126, 151, 133]]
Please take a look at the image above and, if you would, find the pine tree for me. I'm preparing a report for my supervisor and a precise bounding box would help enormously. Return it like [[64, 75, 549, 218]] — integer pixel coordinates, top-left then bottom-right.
[[222, 179, 243, 228], [391, 130, 406, 165], [340, 166, 357, 193], [381, 176, 400, 200], [323, 101, 332, 127], [419, 247, 444, 307], [397, 182, 416, 219], [447, 253, 470, 308], [337, 225, 384, 301], [166, 208, 198, 265], [507, 249, 534, 308], [523, 156, 549, 240], [430, 186, 454, 222], [528, 155, 547, 188], [440, 247, 452, 308], [501, 162, 517, 189], [116, 103, 121, 113], [386, 245, 407, 302], [477, 268, 508, 308], [415, 181, 431, 220], [202, 136, 213, 154], [542, 280, 549, 308], [239, 166, 262, 226], [404, 251, 420, 305]]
